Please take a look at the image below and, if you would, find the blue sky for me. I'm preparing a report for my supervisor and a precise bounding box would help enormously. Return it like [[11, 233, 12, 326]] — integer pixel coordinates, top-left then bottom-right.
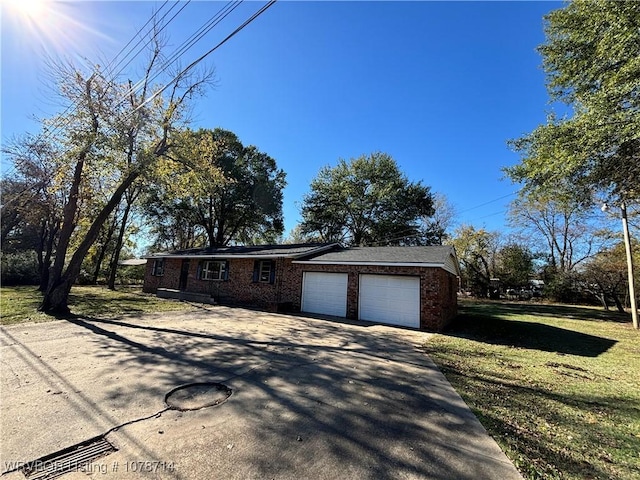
[[1, 1, 561, 239]]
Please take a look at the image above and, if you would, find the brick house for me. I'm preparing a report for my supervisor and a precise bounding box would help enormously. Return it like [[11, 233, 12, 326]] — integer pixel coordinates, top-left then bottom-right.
[[143, 243, 460, 331]]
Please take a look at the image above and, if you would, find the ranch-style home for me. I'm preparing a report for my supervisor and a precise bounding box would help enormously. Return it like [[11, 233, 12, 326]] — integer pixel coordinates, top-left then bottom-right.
[[143, 243, 460, 331]]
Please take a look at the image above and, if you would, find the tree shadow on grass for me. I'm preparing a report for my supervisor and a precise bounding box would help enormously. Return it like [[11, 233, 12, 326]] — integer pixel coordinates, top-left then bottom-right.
[[466, 300, 631, 323], [445, 310, 617, 357], [437, 366, 640, 480]]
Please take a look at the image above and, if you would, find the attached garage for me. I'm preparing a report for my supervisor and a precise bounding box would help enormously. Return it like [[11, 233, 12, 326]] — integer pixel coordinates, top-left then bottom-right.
[[301, 272, 348, 317], [358, 274, 420, 328], [293, 245, 461, 331]]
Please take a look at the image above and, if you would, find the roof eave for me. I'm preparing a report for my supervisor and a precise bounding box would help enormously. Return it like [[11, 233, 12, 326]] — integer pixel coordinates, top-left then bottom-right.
[[292, 259, 445, 267], [293, 259, 460, 276], [143, 243, 340, 260]]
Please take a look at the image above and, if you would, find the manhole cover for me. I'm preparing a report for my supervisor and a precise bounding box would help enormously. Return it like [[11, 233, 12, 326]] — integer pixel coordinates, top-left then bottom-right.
[[165, 382, 232, 411]]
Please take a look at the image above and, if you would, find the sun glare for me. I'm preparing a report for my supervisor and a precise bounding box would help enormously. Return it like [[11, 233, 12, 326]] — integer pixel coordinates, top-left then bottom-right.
[[2, 0, 107, 64], [4, 0, 47, 20]]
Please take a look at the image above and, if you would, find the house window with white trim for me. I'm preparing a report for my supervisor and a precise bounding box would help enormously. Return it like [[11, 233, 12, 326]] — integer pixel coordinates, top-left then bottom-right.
[[259, 261, 272, 282], [200, 260, 228, 281], [152, 259, 165, 276], [253, 260, 275, 284]]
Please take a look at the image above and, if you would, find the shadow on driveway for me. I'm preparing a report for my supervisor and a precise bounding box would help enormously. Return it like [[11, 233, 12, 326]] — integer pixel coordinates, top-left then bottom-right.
[[50, 308, 522, 480]]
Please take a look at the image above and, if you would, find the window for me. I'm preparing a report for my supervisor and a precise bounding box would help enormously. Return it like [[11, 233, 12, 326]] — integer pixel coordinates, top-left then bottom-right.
[[253, 260, 275, 284], [200, 260, 227, 281], [152, 259, 165, 276], [259, 261, 272, 283]]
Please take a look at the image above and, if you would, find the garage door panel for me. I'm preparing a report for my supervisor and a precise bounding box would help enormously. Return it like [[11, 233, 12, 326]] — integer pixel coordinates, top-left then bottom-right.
[[302, 272, 348, 317], [359, 275, 420, 328]]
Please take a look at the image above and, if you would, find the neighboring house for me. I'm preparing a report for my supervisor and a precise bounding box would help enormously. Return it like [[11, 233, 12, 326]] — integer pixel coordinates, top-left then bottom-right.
[[143, 243, 460, 331]]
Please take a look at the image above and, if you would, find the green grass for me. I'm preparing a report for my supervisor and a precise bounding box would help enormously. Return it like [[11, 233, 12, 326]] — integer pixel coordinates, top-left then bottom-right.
[[0, 285, 194, 325], [426, 300, 640, 480]]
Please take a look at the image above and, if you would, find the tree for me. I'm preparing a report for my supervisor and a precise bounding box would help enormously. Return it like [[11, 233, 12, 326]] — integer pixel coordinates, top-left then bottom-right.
[[300, 152, 435, 246], [106, 183, 142, 290], [450, 225, 501, 298], [11, 23, 215, 314], [494, 242, 535, 290], [506, 0, 640, 204], [420, 193, 457, 245], [142, 196, 206, 252], [282, 224, 320, 245], [507, 193, 612, 274], [1, 135, 63, 290], [579, 244, 633, 312], [146, 128, 286, 248]]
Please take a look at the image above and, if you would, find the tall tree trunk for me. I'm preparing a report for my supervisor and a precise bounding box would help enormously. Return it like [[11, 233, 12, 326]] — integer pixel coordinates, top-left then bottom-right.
[[91, 210, 119, 284], [46, 154, 86, 293], [611, 293, 626, 313], [46, 74, 99, 296], [597, 293, 609, 311], [40, 169, 141, 314], [38, 223, 58, 292], [91, 246, 109, 285], [107, 199, 132, 290]]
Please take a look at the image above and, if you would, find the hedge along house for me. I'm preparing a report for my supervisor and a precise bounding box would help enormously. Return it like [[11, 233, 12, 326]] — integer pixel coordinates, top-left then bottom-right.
[[143, 243, 461, 331]]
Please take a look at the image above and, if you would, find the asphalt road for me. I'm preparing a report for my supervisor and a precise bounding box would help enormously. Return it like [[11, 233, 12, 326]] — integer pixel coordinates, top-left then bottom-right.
[[0, 306, 523, 479]]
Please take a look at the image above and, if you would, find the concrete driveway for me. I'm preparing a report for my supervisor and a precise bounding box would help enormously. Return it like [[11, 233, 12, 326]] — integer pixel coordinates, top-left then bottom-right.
[[0, 306, 522, 480]]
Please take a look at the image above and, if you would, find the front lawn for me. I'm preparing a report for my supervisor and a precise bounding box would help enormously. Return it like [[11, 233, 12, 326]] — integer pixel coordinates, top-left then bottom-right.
[[0, 285, 195, 325], [426, 300, 640, 480]]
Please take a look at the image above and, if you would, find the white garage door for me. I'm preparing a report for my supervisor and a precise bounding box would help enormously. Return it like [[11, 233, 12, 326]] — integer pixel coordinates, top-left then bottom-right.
[[359, 275, 420, 328], [301, 272, 348, 317]]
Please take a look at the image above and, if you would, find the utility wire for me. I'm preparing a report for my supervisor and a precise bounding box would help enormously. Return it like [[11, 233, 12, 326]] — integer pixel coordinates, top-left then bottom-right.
[[35, 1, 181, 146], [3, 0, 241, 183], [0, 1, 184, 183], [126, 0, 277, 120], [102, 0, 177, 80], [2, 1, 224, 194], [457, 191, 517, 214], [122, 1, 241, 110], [40, 0, 243, 143]]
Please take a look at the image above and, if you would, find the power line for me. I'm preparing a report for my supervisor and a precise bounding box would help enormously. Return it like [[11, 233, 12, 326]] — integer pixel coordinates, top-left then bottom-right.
[[37, 1, 183, 145], [467, 210, 507, 223], [4, 0, 248, 200], [3, 1, 246, 181], [121, 1, 242, 111], [126, 1, 276, 121], [457, 191, 517, 214], [103, 0, 178, 79]]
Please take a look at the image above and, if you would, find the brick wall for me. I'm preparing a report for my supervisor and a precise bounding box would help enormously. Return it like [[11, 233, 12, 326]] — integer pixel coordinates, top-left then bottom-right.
[[143, 257, 282, 310], [143, 256, 458, 331], [143, 258, 182, 292], [282, 262, 458, 331]]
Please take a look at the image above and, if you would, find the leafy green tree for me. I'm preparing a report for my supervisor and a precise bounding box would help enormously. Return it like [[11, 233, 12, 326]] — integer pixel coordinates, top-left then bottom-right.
[[300, 152, 435, 246], [450, 225, 501, 298], [143, 196, 206, 252], [1, 251, 40, 285], [506, 0, 640, 204], [10, 24, 216, 314], [1, 135, 63, 290], [494, 243, 534, 290], [147, 128, 286, 248]]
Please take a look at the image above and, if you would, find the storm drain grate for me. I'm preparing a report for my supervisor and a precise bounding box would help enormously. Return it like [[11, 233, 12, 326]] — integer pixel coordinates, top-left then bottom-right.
[[21, 436, 117, 480]]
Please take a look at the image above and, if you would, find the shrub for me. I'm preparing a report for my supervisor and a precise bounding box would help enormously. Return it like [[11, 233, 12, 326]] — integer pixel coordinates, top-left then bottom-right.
[[1, 251, 40, 285]]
